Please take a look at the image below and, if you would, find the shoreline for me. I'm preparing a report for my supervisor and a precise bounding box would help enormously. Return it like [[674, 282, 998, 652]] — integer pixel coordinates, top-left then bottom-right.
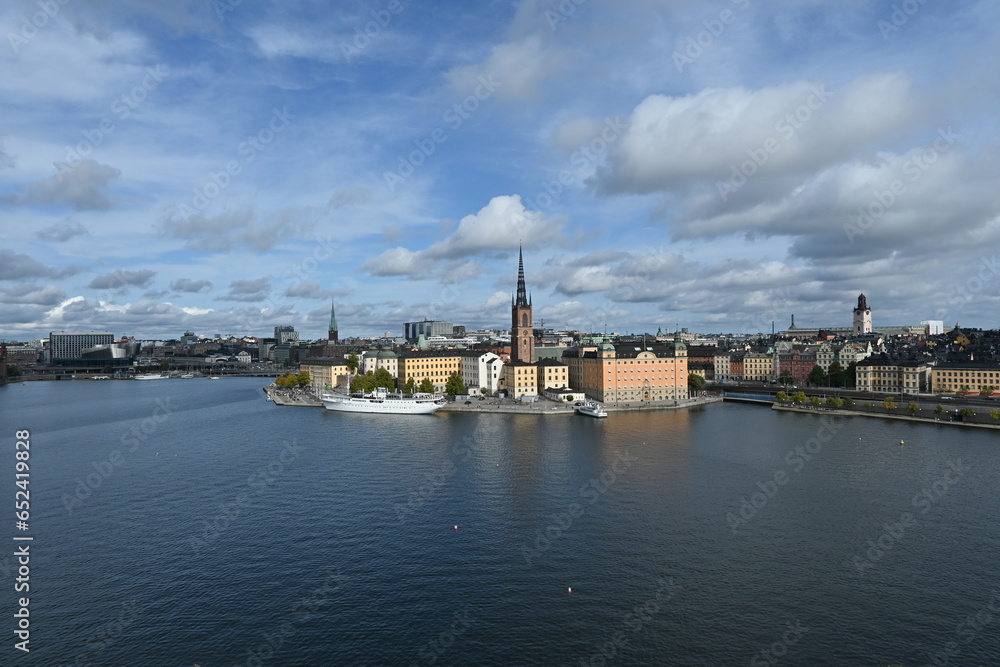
[[771, 403, 1000, 430]]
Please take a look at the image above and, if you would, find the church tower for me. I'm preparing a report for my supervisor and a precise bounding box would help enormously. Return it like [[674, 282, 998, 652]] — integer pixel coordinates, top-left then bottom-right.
[[328, 299, 339, 343], [511, 246, 535, 363], [853, 293, 872, 335]]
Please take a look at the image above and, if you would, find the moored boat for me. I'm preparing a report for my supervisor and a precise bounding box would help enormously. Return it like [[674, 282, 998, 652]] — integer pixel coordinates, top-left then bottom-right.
[[575, 401, 608, 418], [321, 387, 443, 414], [134, 373, 167, 380]]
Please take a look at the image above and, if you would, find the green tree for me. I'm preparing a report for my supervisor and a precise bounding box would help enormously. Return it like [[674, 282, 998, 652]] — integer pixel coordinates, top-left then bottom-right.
[[979, 385, 997, 397], [404, 377, 416, 394], [989, 408, 1000, 422], [809, 396, 822, 407], [688, 374, 707, 392], [159, 361, 169, 370], [842, 397, 854, 408], [827, 361, 845, 388], [906, 401, 920, 416], [826, 396, 843, 409], [373, 367, 396, 391], [958, 385, 971, 395], [419, 377, 435, 394], [775, 391, 788, 402], [350, 371, 376, 393], [808, 364, 826, 386], [346, 352, 359, 375], [792, 391, 806, 405], [883, 397, 897, 412], [846, 362, 858, 388], [445, 371, 467, 396], [296, 371, 311, 387], [934, 404, 945, 415], [276, 372, 297, 388], [481, 387, 489, 396], [778, 371, 794, 386], [959, 407, 975, 420], [8, 364, 23, 378]]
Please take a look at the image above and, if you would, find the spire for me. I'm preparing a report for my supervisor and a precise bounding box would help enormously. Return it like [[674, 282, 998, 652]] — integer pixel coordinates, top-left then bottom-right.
[[515, 245, 529, 307], [328, 299, 339, 342]]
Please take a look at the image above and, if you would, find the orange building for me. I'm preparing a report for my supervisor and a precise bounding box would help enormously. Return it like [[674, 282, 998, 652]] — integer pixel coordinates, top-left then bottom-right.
[[563, 338, 688, 403]]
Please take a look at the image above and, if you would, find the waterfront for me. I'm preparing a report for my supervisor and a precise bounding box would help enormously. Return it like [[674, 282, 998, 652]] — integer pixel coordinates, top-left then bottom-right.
[[2, 377, 999, 665]]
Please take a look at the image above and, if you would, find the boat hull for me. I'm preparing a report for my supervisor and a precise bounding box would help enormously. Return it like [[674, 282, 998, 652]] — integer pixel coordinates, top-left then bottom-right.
[[575, 404, 608, 418]]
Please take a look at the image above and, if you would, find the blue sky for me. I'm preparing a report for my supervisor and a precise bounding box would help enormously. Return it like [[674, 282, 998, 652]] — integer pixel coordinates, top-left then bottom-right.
[[2, 0, 999, 340]]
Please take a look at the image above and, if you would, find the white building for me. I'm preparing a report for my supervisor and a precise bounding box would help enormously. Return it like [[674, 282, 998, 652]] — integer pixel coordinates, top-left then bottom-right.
[[236, 351, 252, 364], [921, 320, 944, 335], [460, 351, 503, 395]]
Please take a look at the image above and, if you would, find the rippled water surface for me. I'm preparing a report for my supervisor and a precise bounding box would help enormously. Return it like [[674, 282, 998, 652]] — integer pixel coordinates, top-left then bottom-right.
[[2, 378, 999, 665]]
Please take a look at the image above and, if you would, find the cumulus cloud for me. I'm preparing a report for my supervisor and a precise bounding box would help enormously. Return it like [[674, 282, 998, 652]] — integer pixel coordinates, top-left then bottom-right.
[[35, 221, 89, 242], [0, 250, 82, 281], [217, 278, 271, 302], [170, 278, 213, 293], [88, 269, 157, 291], [0, 283, 67, 306], [4, 160, 121, 210]]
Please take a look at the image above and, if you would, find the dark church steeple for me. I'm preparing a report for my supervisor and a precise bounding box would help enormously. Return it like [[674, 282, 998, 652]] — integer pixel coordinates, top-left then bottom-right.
[[515, 245, 529, 308], [511, 245, 535, 363]]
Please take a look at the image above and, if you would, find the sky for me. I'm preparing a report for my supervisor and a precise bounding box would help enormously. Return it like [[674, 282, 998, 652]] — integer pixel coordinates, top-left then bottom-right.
[[2, 0, 999, 340]]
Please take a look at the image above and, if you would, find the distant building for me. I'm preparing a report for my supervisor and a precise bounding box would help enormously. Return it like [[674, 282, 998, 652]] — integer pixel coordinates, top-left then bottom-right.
[[274, 326, 299, 345], [404, 320, 453, 342], [459, 350, 503, 395], [856, 356, 931, 395], [300, 357, 351, 394], [931, 361, 1000, 395], [397, 350, 462, 393], [562, 337, 688, 403], [502, 360, 538, 400], [328, 300, 339, 342], [921, 320, 944, 335], [49, 331, 115, 364]]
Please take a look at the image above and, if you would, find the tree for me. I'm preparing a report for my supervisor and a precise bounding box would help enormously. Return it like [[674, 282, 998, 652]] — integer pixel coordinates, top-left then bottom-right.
[[808, 365, 826, 386], [934, 404, 945, 415], [346, 353, 359, 375], [445, 371, 467, 396], [883, 397, 897, 412], [373, 368, 396, 391], [404, 377, 416, 394], [792, 391, 806, 405], [979, 385, 997, 397], [906, 401, 920, 416], [846, 362, 858, 388], [159, 362, 169, 370], [827, 361, 846, 388], [296, 371, 311, 387], [959, 407, 975, 420], [688, 374, 707, 392], [101, 364, 114, 374], [826, 396, 842, 409], [778, 371, 794, 386], [989, 409, 999, 422], [810, 396, 822, 407], [775, 391, 788, 402], [419, 377, 435, 394], [958, 385, 971, 396], [842, 397, 854, 408], [8, 364, 22, 378], [481, 387, 489, 396], [276, 372, 297, 388]]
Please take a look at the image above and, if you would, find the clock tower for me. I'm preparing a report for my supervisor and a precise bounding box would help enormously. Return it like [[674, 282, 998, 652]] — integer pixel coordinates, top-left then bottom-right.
[[511, 246, 535, 363], [853, 293, 872, 335]]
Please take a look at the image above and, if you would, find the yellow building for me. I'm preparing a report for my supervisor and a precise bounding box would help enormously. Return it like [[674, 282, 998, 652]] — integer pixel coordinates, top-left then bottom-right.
[[536, 358, 569, 393], [743, 352, 774, 382], [563, 339, 688, 403], [397, 351, 462, 393], [299, 357, 351, 394], [501, 361, 538, 400], [931, 362, 1000, 395]]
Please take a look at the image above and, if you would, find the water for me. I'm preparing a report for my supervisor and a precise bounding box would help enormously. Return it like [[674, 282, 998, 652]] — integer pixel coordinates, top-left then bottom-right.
[[2, 378, 999, 665]]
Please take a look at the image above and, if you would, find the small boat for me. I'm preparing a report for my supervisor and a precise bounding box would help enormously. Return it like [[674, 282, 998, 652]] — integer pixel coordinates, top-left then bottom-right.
[[91, 375, 110, 380], [575, 401, 608, 418], [208, 376, 220, 380], [134, 373, 167, 380], [180, 373, 194, 379]]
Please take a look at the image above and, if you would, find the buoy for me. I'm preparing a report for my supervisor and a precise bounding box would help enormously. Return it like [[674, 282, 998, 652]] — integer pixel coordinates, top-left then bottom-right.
[[568, 587, 572, 594], [454, 525, 458, 530], [899, 440, 905, 445]]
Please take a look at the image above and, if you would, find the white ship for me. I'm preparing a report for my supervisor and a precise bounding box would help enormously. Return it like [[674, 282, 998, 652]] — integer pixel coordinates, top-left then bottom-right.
[[321, 387, 444, 414], [575, 401, 608, 418], [134, 373, 167, 380]]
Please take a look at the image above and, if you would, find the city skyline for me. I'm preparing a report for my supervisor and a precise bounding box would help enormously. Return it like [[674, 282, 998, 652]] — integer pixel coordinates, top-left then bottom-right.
[[2, 1, 1000, 340]]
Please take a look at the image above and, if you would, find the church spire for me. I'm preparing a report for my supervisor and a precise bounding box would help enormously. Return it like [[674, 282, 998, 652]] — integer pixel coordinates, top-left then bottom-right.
[[328, 299, 339, 342], [515, 245, 529, 307]]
